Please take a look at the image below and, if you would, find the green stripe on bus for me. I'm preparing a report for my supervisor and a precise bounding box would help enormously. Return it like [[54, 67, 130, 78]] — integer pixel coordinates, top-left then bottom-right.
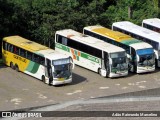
[[56, 43, 99, 63], [81, 53, 99, 63], [121, 39, 142, 45], [26, 61, 34, 72], [55, 43, 70, 52], [26, 61, 40, 74], [30, 63, 40, 74]]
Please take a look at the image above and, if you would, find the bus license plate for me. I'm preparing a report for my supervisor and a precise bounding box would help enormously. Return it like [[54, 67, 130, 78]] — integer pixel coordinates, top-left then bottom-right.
[[58, 78, 64, 81]]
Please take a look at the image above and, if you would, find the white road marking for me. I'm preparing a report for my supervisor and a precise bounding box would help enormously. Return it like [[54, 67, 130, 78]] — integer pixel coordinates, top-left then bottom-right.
[[37, 93, 47, 99], [128, 83, 135, 86], [10, 98, 22, 105], [90, 96, 95, 98], [47, 100, 54, 102], [122, 87, 128, 89], [10, 98, 22, 103], [99, 87, 109, 89], [115, 84, 120, 86], [66, 90, 82, 95], [14, 103, 19, 105], [136, 81, 146, 85], [138, 86, 146, 89]]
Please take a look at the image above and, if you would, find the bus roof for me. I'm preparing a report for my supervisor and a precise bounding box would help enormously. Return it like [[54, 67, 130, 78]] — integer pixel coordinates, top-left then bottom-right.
[[3, 36, 48, 52], [84, 25, 133, 41], [56, 29, 125, 53], [112, 21, 160, 44], [38, 49, 69, 60], [143, 18, 160, 28], [3, 36, 69, 60], [84, 25, 152, 50]]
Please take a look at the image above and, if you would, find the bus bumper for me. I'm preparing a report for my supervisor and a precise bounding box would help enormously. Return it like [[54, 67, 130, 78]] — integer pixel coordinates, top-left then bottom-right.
[[52, 78, 72, 85], [137, 67, 155, 73], [109, 71, 128, 78]]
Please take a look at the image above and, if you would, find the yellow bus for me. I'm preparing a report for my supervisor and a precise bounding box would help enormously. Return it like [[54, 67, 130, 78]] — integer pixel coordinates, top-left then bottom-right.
[[2, 36, 74, 86]]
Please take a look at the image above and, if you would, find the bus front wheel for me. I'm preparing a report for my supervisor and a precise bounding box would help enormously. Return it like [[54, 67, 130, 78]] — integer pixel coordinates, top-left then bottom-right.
[[42, 75, 46, 84], [98, 68, 103, 76], [10, 62, 15, 70]]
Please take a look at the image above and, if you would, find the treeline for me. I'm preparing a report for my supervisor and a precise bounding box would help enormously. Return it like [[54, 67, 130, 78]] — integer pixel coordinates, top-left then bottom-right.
[[0, 0, 159, 49]]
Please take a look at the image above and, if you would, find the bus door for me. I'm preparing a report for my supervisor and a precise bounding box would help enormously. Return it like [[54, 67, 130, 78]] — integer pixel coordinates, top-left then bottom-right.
[[45, 59, 52, 83], [103, 51, 110, 75]]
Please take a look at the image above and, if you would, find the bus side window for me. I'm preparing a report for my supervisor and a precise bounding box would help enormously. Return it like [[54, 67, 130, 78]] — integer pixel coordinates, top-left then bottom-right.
[[143, 23, 147, 28], [14, 46, 20, 55], [33, 54, 40, 63], [84, 30, 92, 36], [7, 43, 13, 53], [10, 45, 13, 53], [3, 41, 7, 50], [95, 48, 102, 58], [7, 43, 10, 51], [40, 56, 45, 65], [20, 48, 26, 58], [26, 51, 33, 61], [57, 35, 62, 43], [62, 37, 68, 45], [68, 38, 79, 50]]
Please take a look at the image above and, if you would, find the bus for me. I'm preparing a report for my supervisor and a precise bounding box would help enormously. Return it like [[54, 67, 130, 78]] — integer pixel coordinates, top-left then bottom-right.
[[55, 29, 128, 78], [83, 26, 155, 73], [142, 18, 160, 33], [2, 36, 74, 86], [112, 21, 160, 67]]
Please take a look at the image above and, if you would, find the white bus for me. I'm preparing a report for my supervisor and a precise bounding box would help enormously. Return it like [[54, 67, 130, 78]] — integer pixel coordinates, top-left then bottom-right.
[[142, 18, 160, 33], [2, 36, 74, 86], [112, 21, 160, 67], [83, 26, 155, 73], [55, 29, 128, 78]]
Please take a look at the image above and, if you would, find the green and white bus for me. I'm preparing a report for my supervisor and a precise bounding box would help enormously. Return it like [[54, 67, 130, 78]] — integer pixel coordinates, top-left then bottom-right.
[[83, 25, 155, 73], [55, 29, 128, 78]]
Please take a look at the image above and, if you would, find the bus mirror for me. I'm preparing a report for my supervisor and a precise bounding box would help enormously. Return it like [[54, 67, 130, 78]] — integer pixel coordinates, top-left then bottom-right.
[[51, 66, 54, 74], [70, 56, 74, 69], [136, 55, 139, 62], [72, 63, 75, 69], [109, 58, 112, 65]]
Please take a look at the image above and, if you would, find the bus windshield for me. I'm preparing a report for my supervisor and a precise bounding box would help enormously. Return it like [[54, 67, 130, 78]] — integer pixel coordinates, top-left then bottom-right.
[[136, 48, 154, 67], [110, 52, 128, 72], [52, 58, 72, 78]]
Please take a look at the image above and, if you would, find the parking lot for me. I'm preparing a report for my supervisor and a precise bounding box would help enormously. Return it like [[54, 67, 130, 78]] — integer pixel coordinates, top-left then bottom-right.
[[1, 64, 160, 111]]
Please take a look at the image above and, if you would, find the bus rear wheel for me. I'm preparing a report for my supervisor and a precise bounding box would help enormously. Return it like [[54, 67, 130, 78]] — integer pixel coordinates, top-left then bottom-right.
[[15, 65, 19, 72]]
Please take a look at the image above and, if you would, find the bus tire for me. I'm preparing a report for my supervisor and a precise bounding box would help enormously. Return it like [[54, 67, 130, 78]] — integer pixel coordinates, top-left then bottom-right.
[[10, 62, 15, 70], [98, 68, 102, 76], [15, 65, 19, 72], [42, 75, 46, 84]]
